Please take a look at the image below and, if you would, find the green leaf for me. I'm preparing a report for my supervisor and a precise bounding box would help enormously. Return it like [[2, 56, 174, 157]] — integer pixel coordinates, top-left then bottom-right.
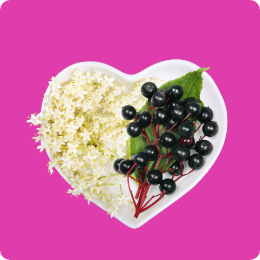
[[128, 68, 208, 182]]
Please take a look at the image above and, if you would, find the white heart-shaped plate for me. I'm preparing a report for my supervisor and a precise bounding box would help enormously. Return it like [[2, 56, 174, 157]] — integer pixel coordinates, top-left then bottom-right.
[[42, 59, 227, 229]]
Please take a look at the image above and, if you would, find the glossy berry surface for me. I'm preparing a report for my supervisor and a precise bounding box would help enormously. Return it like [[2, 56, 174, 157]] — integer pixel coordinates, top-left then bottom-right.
[[159, 179, 176, 195], [141, 82, 158, 98], [174, 145, 190, 162], [188, 154, 204, 170], [170, 105, 187, 122], [179, 136, 195, 149], [144, 145, 158, 161], [113, 158, 124, 172], [121, 105, 136, 120], [164, 118, 178, 129], [195, 140, 213, 155], [202, 121, 219, 137], [147, 170, 163, 185], [185, 101, 202, 117], [158, 89, 168, 96], [119, 159, 136, 175], [182, 97, 198, 106], [183, 118, 193, 127], [166, 99, 180, 110], [137, 111, 151, 128], [167, 85, 183, 99], [154, 108, 169, 124], [177, 122, 194, 138], [151, 91, 167, 107], [160, 132, 176, 148], [127, 122, 142, 137], [197, 107, 213, 123], [132, 152, 148, 168], [169, 161, 184, 176]]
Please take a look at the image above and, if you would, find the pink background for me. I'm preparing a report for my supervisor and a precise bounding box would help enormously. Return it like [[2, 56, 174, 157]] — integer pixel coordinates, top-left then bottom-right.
[[0, 0, 259, 259]]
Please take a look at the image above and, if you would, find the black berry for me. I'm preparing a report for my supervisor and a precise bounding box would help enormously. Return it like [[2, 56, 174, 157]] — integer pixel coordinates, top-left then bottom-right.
[[169, 161, 184, 176], [164, 118, 178, 130], [141, 82, 158, 98], [188, 154, 204, 170], [154, 108, 169, 124], [202, 121, 219, 137], [137, 111, 151, 128], [168, 85, 183, 99], [179, 136, 195, 149], [197, 107, 213, 124], [195, 140, 213, 155], [185, 101, 202, 117], [127, 122, 142, 137], [119, 159, 136, 175], [113, 158, 124, 172], [144, 145, 158, 161], [166, 99, 181, 110], [182, 97, 198, 106], [132, 152, 148, 168], [174, 145, 190, 162], [122, 105, 136, 120], [158, 89, 168, 97], [177, 122, 194, 138], [170, 105, 187, 122], [183, 118, 193, 127], [159, 179, 176, 195], [160, 132, 176, 148], [147, 170, 163, 185], [151, 91, 167, 107]]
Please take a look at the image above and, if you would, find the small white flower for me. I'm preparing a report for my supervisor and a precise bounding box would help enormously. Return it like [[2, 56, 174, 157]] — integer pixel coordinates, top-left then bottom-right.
[[79, 128, 92, 142], [118, 195, 129, 206], [28, 69, 163, 217], [27, 113, 41, 126]]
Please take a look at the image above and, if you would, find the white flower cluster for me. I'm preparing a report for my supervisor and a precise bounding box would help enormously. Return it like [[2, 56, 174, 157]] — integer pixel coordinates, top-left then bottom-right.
[[27, 69, 162, 217]]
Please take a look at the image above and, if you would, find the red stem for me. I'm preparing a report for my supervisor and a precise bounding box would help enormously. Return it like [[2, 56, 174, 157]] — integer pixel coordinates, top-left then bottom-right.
[[171, 173, 176, 180], [167, 123, 178, 133], [141, 191, 166, 210], [152, 139, 160, 145], [154, 157, 162, 170], [164, 98, 170, 108], [161, 151, 174, 158], [156, 124, 160, 136], [158, 126, 167, 135], [175, 169, 195, 182], [127, 163, 137, 210], [135, 183, 150, 216], [141, 133, 150, 144], [151, 107, 156, 121], [160, 155, 174, 172], [140, 194, 165, 212], [129, 176, 141, 184], [170, 127, 178, 133], [151, 121, 157, 141], [181, 113, 191, 123], [135, 168, 143, 199], [178, 137, 183, 146], [194, 123, 202, 134]]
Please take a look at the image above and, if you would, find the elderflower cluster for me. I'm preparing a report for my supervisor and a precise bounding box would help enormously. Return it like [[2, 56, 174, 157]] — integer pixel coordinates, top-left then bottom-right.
[[27, 69, 162, 217]]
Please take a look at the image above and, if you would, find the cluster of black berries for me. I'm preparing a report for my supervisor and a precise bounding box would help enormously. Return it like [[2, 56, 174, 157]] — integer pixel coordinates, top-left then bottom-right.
[[113, 81, 219, 202]]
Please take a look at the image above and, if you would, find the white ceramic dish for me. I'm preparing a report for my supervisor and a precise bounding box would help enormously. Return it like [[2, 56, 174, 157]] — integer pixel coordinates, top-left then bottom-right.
[[41, 59, 227, 229]]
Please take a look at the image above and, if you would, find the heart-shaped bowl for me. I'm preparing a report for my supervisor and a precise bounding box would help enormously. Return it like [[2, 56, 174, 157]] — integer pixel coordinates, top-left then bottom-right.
[[41, 59, 227, 229]]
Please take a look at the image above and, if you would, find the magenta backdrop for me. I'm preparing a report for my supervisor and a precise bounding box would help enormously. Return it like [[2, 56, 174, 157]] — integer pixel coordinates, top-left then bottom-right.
[[0, 0, 259, 259]]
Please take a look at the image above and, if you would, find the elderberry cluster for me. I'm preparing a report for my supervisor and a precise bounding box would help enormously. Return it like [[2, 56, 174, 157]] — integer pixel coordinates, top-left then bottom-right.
[[114, 82, 219, 213]]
